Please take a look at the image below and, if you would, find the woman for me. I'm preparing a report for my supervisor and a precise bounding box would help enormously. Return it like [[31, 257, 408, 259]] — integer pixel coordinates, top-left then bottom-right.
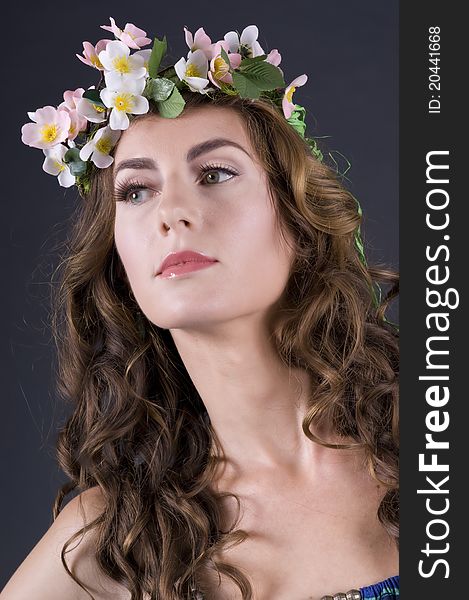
[[6, 20, 399, 600]]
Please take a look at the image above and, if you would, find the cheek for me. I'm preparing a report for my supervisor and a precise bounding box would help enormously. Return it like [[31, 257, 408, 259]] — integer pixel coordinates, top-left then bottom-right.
[[225, 193, 293, 304], [114, 216, 151, 290]]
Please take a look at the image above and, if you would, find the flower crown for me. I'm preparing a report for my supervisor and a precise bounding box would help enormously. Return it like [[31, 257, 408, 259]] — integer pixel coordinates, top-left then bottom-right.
[[21, 17, 320, 196]]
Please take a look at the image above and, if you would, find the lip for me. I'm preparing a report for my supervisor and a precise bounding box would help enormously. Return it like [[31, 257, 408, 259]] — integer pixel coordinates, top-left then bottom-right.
[[157, 250, 218, 278]]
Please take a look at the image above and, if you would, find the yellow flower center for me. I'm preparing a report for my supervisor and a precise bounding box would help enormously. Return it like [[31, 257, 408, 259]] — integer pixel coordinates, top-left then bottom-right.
[[114, 93, 133, 112], [40, 123, 59, 143], [112, 55, 131, 74], [286, 86, 296, 103], [53, 160, 65, 172], [185, 63, 201, 78], [93, 104, 106, 113], [91, 55, 103, 69], [95, 136, 113, 155], [213, 56, 229, 79]]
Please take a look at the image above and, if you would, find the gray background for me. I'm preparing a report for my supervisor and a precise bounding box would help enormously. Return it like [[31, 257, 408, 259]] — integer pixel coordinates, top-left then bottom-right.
[[1, 0, 398, 585]]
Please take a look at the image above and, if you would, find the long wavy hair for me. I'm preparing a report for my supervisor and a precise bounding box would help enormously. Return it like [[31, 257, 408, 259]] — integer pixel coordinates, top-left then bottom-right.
[[51, 89, 399, 599]]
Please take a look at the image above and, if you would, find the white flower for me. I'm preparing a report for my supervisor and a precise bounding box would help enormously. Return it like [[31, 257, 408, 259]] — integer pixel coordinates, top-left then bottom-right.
[[100, 78, 149, 130], [79, 125, 121, 168], [223, 25, 264, 58], [174, 49, 210, 93], [42, 144, 76, 187], [134, 49, 152, 73], [99, 40, 146, 87]]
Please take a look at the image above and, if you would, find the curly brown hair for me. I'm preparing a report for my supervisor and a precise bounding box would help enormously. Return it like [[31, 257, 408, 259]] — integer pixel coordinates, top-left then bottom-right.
[[51, 90, 399, 599]]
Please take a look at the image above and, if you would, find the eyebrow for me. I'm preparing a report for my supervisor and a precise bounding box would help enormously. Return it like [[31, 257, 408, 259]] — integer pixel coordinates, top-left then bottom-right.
[[114, 137, 251, 177]]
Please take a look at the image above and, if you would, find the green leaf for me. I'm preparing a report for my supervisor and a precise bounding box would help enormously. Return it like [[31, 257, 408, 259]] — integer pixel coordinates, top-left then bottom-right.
[[239, 54, 267, 66], [82, 89, 106, 108], [305, 137, 324, 162], [232, 71, 261, 99], [63, 147, 80, 163], [68, 160, 88, 177], [157, 86, 185, 118], [144, 77, 175, 102], [238, 60, 285, 90], [148, 36, 167, 78], [287, 104, 307, 138], [63, 148, 88, 176]]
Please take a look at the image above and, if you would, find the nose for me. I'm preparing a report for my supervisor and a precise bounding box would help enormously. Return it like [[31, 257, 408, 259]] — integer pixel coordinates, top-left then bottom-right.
[[155, 173, 199, 234]]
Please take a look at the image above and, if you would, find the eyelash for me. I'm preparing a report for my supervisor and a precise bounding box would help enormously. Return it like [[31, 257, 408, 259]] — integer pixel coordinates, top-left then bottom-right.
[[114, 162, 239, 204]]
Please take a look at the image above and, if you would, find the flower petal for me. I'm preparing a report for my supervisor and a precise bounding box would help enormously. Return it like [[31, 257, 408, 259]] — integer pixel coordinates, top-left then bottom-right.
[[240, 25, 259, 46], [131, 95, 149, 115], [100, 87, 115, 108], [185, 76, 210, 91], [223, 31, 239, 53], [188, 49, 209, 76], [251, 40, 264, 57], [184, 26, 193, 49], [79, 139, 95, 161], [34, 106, 58, 124], [109, 108, 129, 130], [193, 27, 211, 48], [282, 97, 294, 119], [290, 74, 308, 87], [58, 167, 76, 187], [92, 151, 114, 168], [43, 155, 62, 176], [21, 122, 41, 146], [266, 49, 281, 66], [174, 57, 187, 81]]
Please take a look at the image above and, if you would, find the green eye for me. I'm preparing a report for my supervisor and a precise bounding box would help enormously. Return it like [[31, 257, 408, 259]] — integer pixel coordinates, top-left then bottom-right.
[[200, 165, 238, 184]]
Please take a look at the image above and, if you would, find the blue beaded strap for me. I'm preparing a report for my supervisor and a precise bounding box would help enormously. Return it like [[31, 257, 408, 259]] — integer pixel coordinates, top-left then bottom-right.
[[360, 574, 400, 599]]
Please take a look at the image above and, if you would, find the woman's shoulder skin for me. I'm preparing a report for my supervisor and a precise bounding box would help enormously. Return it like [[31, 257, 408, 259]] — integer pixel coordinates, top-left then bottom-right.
[[1, 486, 131, 600]]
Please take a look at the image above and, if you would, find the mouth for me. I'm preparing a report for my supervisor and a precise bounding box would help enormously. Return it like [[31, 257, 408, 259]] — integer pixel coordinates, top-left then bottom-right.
[[157, 260, 218, 279]]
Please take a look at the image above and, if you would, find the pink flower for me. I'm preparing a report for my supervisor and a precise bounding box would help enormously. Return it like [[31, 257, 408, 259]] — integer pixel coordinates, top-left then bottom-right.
[[266, 49, 281, 67], [184, 26, 213, 59], [101, 17, 151, 50], [21, 106, 71, 150], [59, 88, 85, 111], [208, 42, 241, 88], [282, 74, 308, 119], [58, 89, 88, 139], [76, 39, 110, 70]]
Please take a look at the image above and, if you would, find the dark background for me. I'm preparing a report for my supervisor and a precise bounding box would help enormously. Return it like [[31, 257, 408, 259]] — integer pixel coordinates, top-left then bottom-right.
[[1, 0, 398, 586]]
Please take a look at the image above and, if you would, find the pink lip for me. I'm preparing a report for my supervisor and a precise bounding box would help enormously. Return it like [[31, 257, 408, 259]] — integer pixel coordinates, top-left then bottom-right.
[[157, 250, 218, 279], [158, 261, 217, 279]]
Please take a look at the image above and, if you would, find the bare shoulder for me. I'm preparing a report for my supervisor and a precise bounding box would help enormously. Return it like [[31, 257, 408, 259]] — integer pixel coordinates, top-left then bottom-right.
[[1, 486, 131, 600]]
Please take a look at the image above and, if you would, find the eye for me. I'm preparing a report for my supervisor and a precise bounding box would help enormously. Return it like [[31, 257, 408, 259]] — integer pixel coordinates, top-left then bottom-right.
[[199, 163, 238, 185], [114, 179, 155, 204]]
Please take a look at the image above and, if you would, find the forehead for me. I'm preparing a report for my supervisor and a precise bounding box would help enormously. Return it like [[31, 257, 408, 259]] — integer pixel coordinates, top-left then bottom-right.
[[114, 106, 252, 161]]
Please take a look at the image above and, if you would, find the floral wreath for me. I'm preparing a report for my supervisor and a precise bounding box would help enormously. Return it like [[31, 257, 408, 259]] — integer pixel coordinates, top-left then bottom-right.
[[21, 17, 319, 195]]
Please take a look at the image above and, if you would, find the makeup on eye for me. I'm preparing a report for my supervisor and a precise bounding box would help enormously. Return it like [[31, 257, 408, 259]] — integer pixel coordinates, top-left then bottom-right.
[[114, 162, 240, 204]]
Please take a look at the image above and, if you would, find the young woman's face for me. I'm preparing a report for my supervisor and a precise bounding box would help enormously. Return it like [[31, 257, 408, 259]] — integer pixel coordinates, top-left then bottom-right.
[[113, 106, 295, 331]]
